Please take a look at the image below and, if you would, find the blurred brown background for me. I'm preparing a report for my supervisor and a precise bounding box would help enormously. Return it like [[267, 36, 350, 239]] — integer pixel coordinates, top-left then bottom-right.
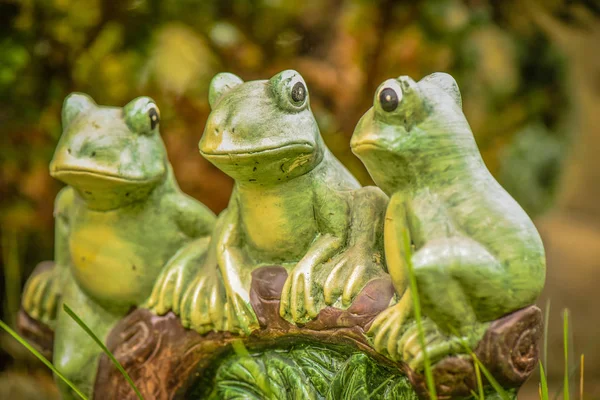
[[0, 0, 598, 398]]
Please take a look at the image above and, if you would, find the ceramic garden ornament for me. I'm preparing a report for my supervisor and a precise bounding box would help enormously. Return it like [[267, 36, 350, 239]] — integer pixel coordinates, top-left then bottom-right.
[[351, 72, 546, 369], [21, 94, 216, 399], [178, 70, 390, 334], [17, 70, 545, 400]]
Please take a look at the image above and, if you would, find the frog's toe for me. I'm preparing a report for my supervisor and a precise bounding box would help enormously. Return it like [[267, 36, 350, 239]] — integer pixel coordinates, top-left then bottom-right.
[[406, 335, 463, 371], [341, 263, 370, 307], [226, 295, 258, 335], [323, 258, 347, 305]]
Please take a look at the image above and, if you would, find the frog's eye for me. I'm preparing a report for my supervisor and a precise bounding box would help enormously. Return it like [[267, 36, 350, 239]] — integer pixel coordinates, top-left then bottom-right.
[[291, 82, 306, 104], [376, 80, 403, 113], [148, 105, 160, 130], [270, 69, 309, 112], [124, 97, 161, 135], [379, 88, 399, 112]]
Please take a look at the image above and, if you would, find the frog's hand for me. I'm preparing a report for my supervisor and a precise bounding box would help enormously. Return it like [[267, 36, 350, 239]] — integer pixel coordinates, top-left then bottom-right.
[[280, 234, 344, 324], [367, 291, 412, 360], [322, 187, 389, 308], [145, 236, 210, 315], [179, 261, 228, 334], [22, 261, 65, 327]]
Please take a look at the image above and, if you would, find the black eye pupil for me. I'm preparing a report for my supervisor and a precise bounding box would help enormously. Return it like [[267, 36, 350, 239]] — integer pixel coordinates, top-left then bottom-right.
[[148, 108, 160, 130], [379, 88, 398, 112], [291, 82, 306, 104]]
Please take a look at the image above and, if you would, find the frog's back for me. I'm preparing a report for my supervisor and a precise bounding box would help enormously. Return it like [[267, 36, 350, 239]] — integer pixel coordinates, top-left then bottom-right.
[[443, 171, 545, 273]]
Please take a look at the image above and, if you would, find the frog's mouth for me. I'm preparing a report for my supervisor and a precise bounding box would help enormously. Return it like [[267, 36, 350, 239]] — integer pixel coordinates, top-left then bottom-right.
[[51, 167, 159, 188], [200, 142, 314, 159], [350, 140, 390, 154]]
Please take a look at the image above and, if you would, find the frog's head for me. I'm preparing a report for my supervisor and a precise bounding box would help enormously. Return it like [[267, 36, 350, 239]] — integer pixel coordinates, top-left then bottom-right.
[[351, 73, 476, 194], [50, 93, 168, 209], [199, 70, 324, 184]]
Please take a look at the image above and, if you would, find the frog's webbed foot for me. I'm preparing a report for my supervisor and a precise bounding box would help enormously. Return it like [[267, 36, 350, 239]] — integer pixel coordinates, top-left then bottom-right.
[[145, 237, 210, 315], [367, 295, 412, 360], [179, 266, 228, 334], [22, 262, 64, 327], [399, 319, 488, 371], [321, 246, 387, 308]]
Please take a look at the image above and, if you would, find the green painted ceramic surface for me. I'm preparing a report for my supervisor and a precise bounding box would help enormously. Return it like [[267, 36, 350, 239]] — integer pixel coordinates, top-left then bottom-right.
[[351, 72, 546, 369]]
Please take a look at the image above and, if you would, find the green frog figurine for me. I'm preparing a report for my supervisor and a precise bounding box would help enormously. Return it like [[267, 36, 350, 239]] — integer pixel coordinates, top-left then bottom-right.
[[350, 73, 546, 369], [21, 93, 216, 398], [179, 70, 389, 334]]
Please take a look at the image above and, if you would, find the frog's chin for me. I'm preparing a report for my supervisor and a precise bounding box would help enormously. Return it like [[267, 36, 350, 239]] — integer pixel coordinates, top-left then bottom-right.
[[351, 142, 412, 195], [201, 142, 322, 184]]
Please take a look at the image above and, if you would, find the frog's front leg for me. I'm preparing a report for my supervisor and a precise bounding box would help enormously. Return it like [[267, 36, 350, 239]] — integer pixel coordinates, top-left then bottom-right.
[[22, 187, 73, 327], [367, 192, 414, 358], [216, 199, 259, 335], [145, 236, 210, 315], [321, 186, 390, 308]]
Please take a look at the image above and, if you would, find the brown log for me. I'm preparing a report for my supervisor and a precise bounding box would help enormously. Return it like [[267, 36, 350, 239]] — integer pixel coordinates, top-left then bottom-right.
[[92, 266, 540, 399]]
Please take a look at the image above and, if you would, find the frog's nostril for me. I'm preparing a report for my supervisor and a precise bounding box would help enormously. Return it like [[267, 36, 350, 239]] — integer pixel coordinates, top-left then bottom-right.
[[214, 128, 219, 136], [67, 148, 72, 154], [91, 151, 96, 157]]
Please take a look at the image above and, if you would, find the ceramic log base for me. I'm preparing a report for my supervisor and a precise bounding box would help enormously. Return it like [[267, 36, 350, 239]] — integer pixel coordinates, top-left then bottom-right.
[[94, 265, 541, 399]]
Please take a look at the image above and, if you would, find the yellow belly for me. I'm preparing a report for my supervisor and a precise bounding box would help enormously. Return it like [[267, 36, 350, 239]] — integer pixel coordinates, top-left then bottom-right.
[[240, 188, 317, 261], [69, 225, 151, 306]]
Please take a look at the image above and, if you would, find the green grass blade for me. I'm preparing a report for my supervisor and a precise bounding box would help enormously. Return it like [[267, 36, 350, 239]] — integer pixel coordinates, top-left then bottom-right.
[[563, 309, 570, 400], [63, 304, 143, 400], [474, 360, 484, 400], [543, 298, 550, 373], [539, 361, 549, 400], [471, 353, 511, 400], [402, 229, 437, 400], [453, 333, 510, 400], [0, 318, 88, 400]]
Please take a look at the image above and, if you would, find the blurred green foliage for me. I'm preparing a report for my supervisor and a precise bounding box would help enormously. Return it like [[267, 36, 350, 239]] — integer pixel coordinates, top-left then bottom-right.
[[0, 0, 574, 394]]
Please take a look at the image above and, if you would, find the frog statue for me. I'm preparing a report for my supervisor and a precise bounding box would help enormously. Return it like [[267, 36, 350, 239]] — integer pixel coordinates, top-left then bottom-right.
[[172, 70, 390, 334], [350, 72, 546, 369], [20, 94, 216, 399]]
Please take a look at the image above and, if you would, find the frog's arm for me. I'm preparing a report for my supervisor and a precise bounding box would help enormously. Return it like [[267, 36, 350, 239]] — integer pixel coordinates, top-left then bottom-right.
[[322, 186, 389, 307], [146, 194, 216, 313], [280, 185, 350, 322], [23, 186, 74, 325], [164, 193, 217, 239], [215, 192, 259, 334], [368, 192, 415, 357]]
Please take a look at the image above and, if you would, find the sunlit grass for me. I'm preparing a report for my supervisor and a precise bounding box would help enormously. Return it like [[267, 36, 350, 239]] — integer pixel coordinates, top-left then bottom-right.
[[539, 362, 549, 400], [563, 309, 570, 400], [63, 304, 143, 400], [402, 229, 437, 400], [0, 318, 88, 400]]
